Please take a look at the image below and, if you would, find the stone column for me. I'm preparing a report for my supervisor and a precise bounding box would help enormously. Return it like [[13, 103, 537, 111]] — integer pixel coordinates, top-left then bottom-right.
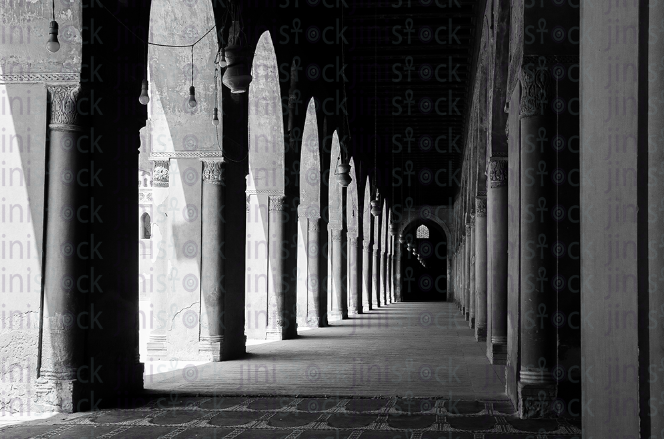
[[380, 249, 387, 306], [487, 157, 508, 364], [468, 216, 476, 328], [347, 236, 360, 316], [361, 239, 372, 312], [37, 84, 86, 411], [307, 219, 323, 326], [394, 252, 401, 302], [146, 159, 170, 359], [372, 248, 381, 308], [517, 62, 555, 415], [328, 228, 346, 321], [464, 226, 471, 320], [199, 159, 225, 360], [474, 196, 487, 341], [267, 196, 289, 339]]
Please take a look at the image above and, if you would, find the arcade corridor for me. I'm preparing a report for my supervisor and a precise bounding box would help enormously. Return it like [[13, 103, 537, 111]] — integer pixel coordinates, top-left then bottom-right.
[[144, 302, 506, 399]]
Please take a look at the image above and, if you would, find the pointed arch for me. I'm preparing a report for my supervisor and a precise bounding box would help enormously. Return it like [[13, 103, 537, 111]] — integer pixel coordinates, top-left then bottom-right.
[[248, 31, 285, 194]]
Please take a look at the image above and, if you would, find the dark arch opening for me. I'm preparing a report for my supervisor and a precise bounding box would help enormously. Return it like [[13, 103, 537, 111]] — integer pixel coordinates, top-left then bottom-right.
[[140, 212, 151, 240], [400, 219, 448, 302]]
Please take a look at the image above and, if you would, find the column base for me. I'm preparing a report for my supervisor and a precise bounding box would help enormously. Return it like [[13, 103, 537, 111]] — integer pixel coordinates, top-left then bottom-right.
[[474, 325, 487, 342], [348, 310, 361, 317], [487, 339, 507, 365], [34, 376, 85, 413], [371, 301, 380, 309], [518, 381, 557, 418], [146, 334, 168, 360], [198, 335, 223, 362], [266, 327, 288, 340], [306, 315, 325, 328], [327, 311, 345, 322], [362, 305, 371, 313]]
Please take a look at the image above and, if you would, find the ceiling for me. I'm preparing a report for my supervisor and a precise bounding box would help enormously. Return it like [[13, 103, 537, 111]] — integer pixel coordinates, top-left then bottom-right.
[[344, 0, 484, 207]]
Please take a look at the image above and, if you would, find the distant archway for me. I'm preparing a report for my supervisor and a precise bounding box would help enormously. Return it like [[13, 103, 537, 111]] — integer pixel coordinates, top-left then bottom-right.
[[140, 212, 151, 239], [399, 218, 450, 302]]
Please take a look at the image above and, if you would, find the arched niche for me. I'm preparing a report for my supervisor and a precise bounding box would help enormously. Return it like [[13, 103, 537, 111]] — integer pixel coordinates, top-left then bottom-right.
[[245, 30, 287, 340], [362, 176, 373, 247]]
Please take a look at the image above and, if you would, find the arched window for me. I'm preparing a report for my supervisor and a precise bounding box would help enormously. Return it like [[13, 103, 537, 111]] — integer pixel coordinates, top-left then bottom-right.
[[416, 224, 429, 239], [141, 213, 151, 239]]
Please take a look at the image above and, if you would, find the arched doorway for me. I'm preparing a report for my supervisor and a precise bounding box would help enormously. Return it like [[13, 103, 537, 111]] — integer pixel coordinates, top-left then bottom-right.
[[399, 219, 448, 302]]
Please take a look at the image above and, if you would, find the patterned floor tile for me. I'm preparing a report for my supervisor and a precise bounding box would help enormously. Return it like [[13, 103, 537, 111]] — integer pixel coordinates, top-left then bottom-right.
[[327, 414, 377, 428], [208, 412, 266, 427], [386, 414, 437, 429]]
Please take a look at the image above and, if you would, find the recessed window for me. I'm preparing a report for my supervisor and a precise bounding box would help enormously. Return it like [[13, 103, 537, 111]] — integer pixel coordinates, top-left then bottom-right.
[[416, 225, 429, 239]]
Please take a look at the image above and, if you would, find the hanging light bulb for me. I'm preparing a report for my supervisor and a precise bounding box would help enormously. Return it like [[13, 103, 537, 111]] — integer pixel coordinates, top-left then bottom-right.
[[188, 86, 197, 108], [370, 190, 381, 217], [335, 156, 352, 187], [406, 243, 413, 252], [212, 107, 220, 126], [399, 235, 405, 244], [139, 79, 150, 105], [46, 20, 60, 53], [219, 47, 228, 68]]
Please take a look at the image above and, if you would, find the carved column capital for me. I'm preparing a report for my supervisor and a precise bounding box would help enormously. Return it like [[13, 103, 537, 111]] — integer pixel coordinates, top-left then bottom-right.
[[348, 236, 358, 246], [152, 160, 170, 188], [47, 84, 82, 129], [201, 159, 225, 185], [519, 57, 550, 119], [476, 197, 487, 217], [489, 159, 508, 188], [362, 240, 372, 251], [269, 196, 287, 211], [308, 218, 319, 232], [331, 229, 343, 242]]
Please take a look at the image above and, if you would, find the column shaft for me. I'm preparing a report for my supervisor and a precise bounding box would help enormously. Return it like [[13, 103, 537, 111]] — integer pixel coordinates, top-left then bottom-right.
[[38, 85, 86, 412], [307, 219, 323, 326], [362, 241, 372, 312], [347, 237, 360, 315], [487, 158, 508, 364], [328, 229, 346, 321], [475, 197, 488, 341], [518, 63, 555, 415], [199, 159, 225, 360], [468, 221, 476, 327], [372, 249, 380, 308], [147, 160, 169, 359], [380, 251, 387, 305], [267, 196, 289, 339]]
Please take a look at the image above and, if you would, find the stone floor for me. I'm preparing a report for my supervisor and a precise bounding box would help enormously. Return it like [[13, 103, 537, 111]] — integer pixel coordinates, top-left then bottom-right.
[[0, 303, 582, 438], [0, 394, 582, 438], [146, 302, 508, 400]]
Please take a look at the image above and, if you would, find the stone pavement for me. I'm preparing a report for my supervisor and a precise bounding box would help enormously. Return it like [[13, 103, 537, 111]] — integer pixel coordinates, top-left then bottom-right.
[[146, 302, 508, 400], [0, 303, 582, 438], [0, 394, 582, 438]]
